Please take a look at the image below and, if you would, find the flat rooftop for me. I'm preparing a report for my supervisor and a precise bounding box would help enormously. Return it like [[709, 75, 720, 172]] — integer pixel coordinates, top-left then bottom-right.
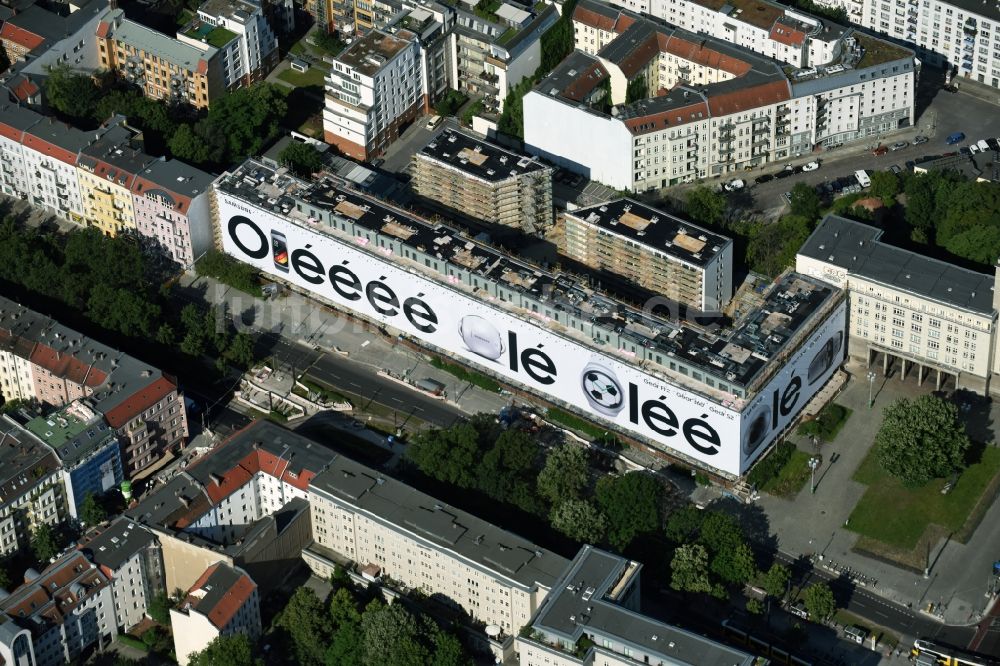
[[336, 29, 414, 76], [799, 215, 995, 315], [530, 547, 755, 665], [23, 401, 115, 467], [567, 198, 731, 268], [218, 160, 839, 399], [418, 128, 550, 182]]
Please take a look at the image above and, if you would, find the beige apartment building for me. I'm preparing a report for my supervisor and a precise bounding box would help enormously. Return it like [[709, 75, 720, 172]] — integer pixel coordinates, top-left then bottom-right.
[[563, 198, 734, 313], [411, 128, 553, 234], [308, 455, 569, 636], [797, 215, 1000, 396]]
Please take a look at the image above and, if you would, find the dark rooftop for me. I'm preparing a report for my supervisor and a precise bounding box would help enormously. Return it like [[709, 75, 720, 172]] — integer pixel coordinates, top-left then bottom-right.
[[335, 29, 415, 76], [0, 416, 63, 508], [798, 215, 995, 315], [567, 198, 731, 268], [79, 518, 157, 572], [418, 128, 550, 182]]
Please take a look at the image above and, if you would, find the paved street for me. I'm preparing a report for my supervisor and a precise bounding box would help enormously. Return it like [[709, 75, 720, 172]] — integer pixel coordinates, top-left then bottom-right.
[[756, 358, 1000, 653]]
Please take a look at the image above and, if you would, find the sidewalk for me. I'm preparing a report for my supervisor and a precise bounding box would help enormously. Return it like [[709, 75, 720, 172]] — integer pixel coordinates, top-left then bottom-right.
[[757, 361, 999, 628], [179, 272, 511, 417]]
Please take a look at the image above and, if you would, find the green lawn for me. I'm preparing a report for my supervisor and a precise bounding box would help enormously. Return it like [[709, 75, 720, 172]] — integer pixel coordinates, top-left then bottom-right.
[[847, 446, 1000, 550], [759, 448, 812, 496], [277, 66, 327, 88]]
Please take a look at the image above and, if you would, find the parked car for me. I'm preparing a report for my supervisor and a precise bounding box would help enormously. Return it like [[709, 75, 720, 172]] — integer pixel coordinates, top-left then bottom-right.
[[943, 84, 959, 93], [913, 135, 929, 145], [946, 132, 966, 145], [425, 114, 442, 131], [960, 147, 972, 156], [987, 138, 1000, 151], [890, 141, 908, 151], [724, 179, 745, 191], [977, 139, 991, 152], [754, 173, 774, 184], [970, 144, 981, 154], [889, 164, 902, 174], [802, 161, 820, 172], [872, 145, 889, 156], [775, 169, 795, 179]]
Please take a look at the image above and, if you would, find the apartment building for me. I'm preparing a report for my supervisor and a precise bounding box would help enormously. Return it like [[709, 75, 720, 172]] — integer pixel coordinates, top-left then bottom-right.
[[77, 118, 153, 237], [308, 449, 568, 635], [450, 2, 559, 114], [605, 0, 844, 68], [21, 116, 92, 224], [125, 420, 330, 592], [563, 199, 733, 313], [96, 8, 226, 109], [411, 128, 553, 233], [176, 0, 280, 88], [523, 0, 915, 191], [324, 28, 425, 159], [4, 0, 109, 82], [22, 401, 123, 521], [78, 518, 165, 632], [811, 0, 1000, 88], [305, 0, 353, 34], [0, 295, 189, 477], [0, 4, 58, 63], [797, 214, 1000, 396], [131, 158, 215, 267], [171, 563, 261, 666], [0, 551, 116, 666], [517, 546, 757, 666], [0, 416, 65, 558]]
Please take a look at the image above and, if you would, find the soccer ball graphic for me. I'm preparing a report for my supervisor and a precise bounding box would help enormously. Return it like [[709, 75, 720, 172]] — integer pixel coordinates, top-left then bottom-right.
[[580, 362, 625, 417]]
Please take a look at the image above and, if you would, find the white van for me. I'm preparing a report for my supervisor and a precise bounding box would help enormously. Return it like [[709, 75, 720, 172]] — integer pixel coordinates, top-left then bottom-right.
[[425, 115, 442, 131], [978, 139, 991, 152], [855, 169, 871, 187]]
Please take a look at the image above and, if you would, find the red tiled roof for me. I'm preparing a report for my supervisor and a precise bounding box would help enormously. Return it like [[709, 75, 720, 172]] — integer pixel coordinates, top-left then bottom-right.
[[96, 21, 111, 39], [573, 4, 617, 32], [185, 564, 256, 630], [11, 78, 40, 101], [770, 21, 806, 47], [131, 174, 192, 213], [560, 63, 609, 103], [103, 376, 176, 428], [623, 100, 710, 135], [615, 33, 660, 79], [0, 23, 45, 52], [22, 128, 79, 166], [205, 462, 254, 504], [0, 119, 26, 143], [662, 35, 753, 76], [707, 79, 790, 116], [29, 344, 107, 387]]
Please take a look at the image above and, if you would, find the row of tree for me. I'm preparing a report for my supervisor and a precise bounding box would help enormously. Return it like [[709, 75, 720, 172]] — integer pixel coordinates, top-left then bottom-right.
[[276, 580, 470, 666], [406, 416, 666, 552], [45, 67, 288, 170]]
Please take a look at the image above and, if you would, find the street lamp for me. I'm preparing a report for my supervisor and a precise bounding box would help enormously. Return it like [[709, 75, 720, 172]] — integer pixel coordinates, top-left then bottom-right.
[[809, 456, 821, 494], [867, 371, 877, 408]]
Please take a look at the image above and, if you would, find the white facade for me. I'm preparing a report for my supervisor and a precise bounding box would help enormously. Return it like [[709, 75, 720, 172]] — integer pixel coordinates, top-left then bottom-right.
[[813, 0, 1000, 88], [324, 29, 423, 159], [179, 0, 278, 88], [21, 139, 86, 223], [0, 349, 36, 404]]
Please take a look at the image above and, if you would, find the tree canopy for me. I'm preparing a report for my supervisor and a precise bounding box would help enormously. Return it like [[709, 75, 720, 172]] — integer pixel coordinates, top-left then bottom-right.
[[902, 171, 1000, 263], [788, 182, 822, 221], [684, 186, 727, 228], [874, 395, 970, 486], [550, 499, 607, 543], [187, 634, 261, 666], [536, 444, 589, 505], [30, 523, 60, 564], [595, 472, 662, 551], [670, 544, 714, 595], [802, 582, 836, 620], [279, 141, 325, 178], [80, 493, 107, 527]]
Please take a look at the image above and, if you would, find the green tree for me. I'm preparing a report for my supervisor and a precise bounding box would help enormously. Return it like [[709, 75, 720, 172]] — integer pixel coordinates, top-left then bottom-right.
[[30, 523, 59, 564], [943, 224, 1000, 265], [760, 562, 791, 599], [147, 591, 172, 624], [169, 123, 218, 166], [665, 504, 705, 543], [802, 582, 836, 621], [539, 0, 576, 72], [80, 492, 107, 526], [208, 84, 288, 163], [745, 215, 812, 277], [278, 588, 331, 666], [407, 422, 482, 488], [746, 597, 765, 615], [329, 587, 361, 627], [187, 634, 261, 666], [44, 65, 102, 120], [868, 171, 900, 201], [685, 186, 727, 227], [625, 76, 648, 104], [155, 323, 176, 346], [429, 626, 469, 666], [498, 77, 534, 140], [595, 472, 662, 551], [325, 622, 363, 666], [279, 141, 325, 177], [224, 332, 256, 370], [670, 543, 712, 594], [361, 600, 428, 666], [313, 30, 348, 55], [698, 510, 744, 555], [711, 541, 757, 585], [874, 395, 970, 486], [477, 430, 542, 513], [788, 182, 821, 221], [537, 444, 589, 505], [550, 499, 607, 543]]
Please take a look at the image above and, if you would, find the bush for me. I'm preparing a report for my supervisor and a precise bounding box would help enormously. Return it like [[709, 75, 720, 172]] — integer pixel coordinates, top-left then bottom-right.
[[196, 250, 262, 297], [798, 403, 851, 441], [546, 408, 606, 440], [434, 90, 468, 116], [429, 357, 501, 392], [747, 440, 795, 488]]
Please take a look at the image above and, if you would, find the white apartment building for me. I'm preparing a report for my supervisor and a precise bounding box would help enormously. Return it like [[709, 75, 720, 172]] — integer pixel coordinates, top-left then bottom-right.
[[0, 551, 117, 666], [604, 0, 843, 68], [177, 0, 279, 88], [797, 215, 1000, 396], [324, 28, 425, 160], [812, 0, 1000, 88], [171, 563, 261, 666], [308, 453, 569, 636], [524, 0, 915, 191], [79, 518, 165, 632], [20, 117, 92, 225]]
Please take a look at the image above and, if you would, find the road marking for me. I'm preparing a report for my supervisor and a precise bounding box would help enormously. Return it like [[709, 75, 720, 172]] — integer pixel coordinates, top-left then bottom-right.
[[350, 382, 361, 388]]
